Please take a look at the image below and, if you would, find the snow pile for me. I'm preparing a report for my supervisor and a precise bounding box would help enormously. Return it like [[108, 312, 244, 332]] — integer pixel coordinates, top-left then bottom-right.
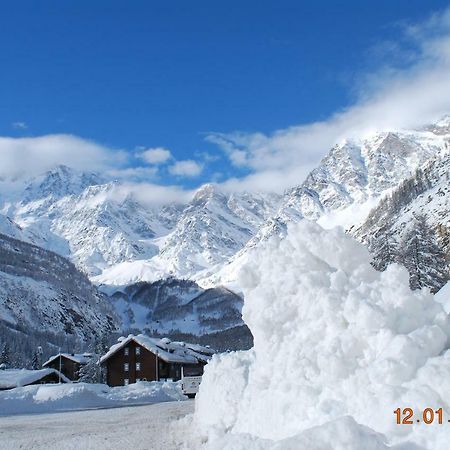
[[435, 281, 450, 313], [195, 222, 450, 449], [0, 380, 186, 416]]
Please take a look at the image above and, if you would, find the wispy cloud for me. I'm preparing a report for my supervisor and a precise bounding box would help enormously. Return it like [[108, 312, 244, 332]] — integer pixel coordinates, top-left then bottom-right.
[[96, 182, 194, 207], [168, 160, 203, 177], [106, 166, 158, 180], [11, 121, 28, 130], [209, 7, 450, 193], [2, 8, 450, 201], [0, 134, 126, 179], [139, 147, 172, 164]]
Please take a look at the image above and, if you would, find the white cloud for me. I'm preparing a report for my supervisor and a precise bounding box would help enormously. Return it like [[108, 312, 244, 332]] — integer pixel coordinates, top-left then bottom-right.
[[139, 147, 172, 164], [106, 166, 158, 180], [0, 134, 126, 180], [11, 122, 28, 130], [168, 159, 204, 177], [97, 182, 194, 207], [208, 7, 450, 193], [2, 8, 450, 200]]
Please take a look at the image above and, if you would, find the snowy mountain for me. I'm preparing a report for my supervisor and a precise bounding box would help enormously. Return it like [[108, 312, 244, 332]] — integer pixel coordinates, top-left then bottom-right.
[[253, 128, 446, 243], [200, 123, 450, 289], [352, 143, 450, 292], [0, 214, 24, 241], [22, 164, 105, 203], [2, 167, 280, 283], [0, 232, 117, 342], [107, 277, 243, 336], [1, 118, 450, 344], [95, 185, 281, 285], [8, 166, 184, 276]]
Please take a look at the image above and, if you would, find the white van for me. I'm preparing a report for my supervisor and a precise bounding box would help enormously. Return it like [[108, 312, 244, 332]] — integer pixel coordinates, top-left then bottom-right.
[[181, 365, 204, 398]]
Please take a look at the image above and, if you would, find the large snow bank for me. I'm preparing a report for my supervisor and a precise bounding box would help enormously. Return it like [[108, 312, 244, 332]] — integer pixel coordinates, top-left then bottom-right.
[[435, 281, 450, 313], [195, 222, 450, 449], [0, 380, 186, 416]]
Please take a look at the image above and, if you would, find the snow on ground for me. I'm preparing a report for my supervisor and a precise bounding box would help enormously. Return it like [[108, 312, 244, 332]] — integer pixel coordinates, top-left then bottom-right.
[[194, 221, 450, 449], [435, 281, 450, 313], [0, 401, 198, 450], [0, 380, 186, 416]]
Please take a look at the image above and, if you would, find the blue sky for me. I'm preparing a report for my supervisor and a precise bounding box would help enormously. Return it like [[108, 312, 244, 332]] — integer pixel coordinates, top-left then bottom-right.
[[1, 1, 450, 195]]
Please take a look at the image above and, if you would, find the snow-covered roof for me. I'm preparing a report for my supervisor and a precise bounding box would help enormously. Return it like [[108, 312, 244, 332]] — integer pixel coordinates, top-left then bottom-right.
[[43, 352, 93, 367], [0, 368, 70, 389], [173, 341, 215, 363], [100, 334, 215, 365]]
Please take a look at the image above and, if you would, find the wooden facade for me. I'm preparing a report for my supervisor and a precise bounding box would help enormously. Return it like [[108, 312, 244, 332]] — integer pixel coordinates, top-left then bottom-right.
[[101, 337, 208, 387], [43, 353, 91, 381], [104, 340, 194, 387]]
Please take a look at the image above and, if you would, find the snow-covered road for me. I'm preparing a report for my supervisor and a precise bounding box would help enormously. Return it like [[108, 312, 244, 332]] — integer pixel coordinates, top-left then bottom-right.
[[0, 401, 200, 450]]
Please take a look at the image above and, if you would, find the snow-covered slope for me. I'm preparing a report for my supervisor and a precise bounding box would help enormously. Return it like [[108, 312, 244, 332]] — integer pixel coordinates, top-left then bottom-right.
[[253, 129, 445, 243], [1, 118, 449, 342], [106, 277, 243, 335], [0, 215, 24, 241], [7, 166, 183, 275], [199, 124, 450, 288], [3, 167, 280, 282], [0, 232, 117, 340], [93, 185, 280, 284], [352, 142, 450, 292]]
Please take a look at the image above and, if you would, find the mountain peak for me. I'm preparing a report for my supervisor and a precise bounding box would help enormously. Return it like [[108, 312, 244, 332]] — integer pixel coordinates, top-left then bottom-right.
[[23, 165, 104, 203], [434, 115, 450, 128], [192, 183, 222, 204]]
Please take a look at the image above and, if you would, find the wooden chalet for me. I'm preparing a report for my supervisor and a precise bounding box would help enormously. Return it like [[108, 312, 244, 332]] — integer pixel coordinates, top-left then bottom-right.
[[43, 352, 93, 381], [100, 334, 215, 387], [0, 368, 69, 390]]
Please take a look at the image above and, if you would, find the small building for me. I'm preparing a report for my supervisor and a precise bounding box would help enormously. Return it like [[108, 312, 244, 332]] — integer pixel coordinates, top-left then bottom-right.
[[100, 334, 215, 387], [43, 353, 93, 381], [0, 368, 69, 390]]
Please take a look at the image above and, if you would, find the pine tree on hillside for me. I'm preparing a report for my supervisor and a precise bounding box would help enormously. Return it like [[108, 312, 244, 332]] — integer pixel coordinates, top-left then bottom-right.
[[401, 215, 449, 293], [370, 225, 400, 271], [0, 343, 11, 368]]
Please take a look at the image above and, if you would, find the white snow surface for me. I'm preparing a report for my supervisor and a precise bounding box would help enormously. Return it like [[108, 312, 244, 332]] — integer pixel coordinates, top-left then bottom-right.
[[194, 222, 450, 449], [0, 380, 186, 416], [435, 281, 450, 313], [0, 401, 197, 450], [0, 369, 70, 390]]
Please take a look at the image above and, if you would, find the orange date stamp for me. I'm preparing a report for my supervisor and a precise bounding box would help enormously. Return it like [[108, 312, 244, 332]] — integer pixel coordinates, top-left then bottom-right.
[[395, 408, 447, 424]]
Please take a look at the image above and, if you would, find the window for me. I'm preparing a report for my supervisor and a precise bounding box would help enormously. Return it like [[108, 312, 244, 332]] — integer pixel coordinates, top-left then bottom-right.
[[124, 347, 129, 356], [135, 347, 140, 356], [124, 379, 129, 385], [136, 362, 141, 371], [183, 365, 203, 376], [124, 363, 129, 372]]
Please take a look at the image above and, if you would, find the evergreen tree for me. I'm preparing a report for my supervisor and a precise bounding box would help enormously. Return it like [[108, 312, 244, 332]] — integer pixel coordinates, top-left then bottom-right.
[[370, 225, 400, 271], [30, 348, 42, 370], [0, 343, 11, 368], [401, 215, 449, 293], [78, 333, 110, 383], [78, 354, 101, 383]]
